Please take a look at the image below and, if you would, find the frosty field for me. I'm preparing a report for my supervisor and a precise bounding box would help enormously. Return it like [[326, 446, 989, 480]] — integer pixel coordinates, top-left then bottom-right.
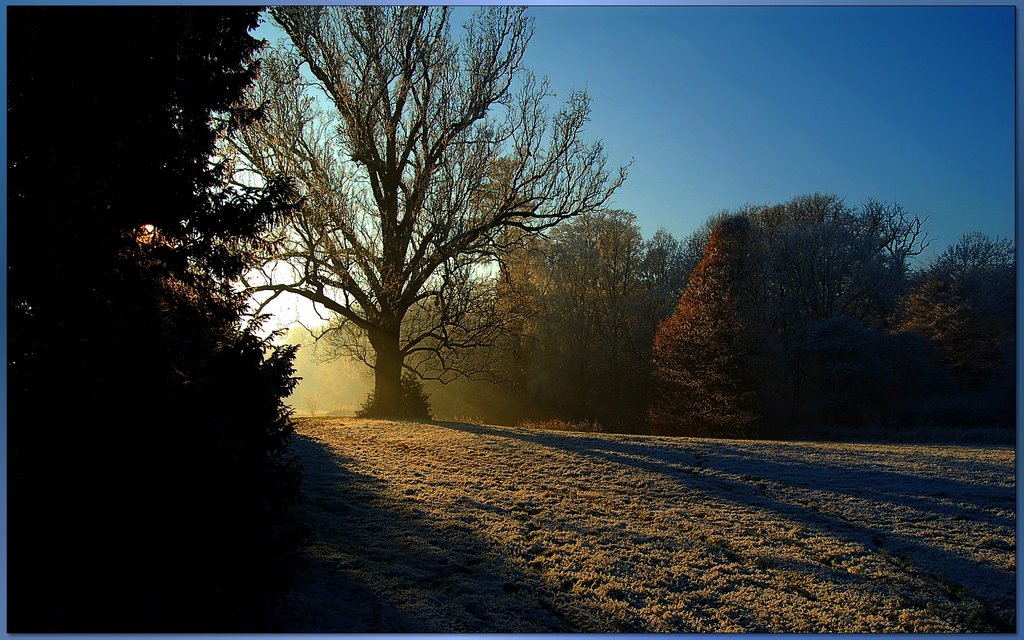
[[264, 418, 1016, 632]]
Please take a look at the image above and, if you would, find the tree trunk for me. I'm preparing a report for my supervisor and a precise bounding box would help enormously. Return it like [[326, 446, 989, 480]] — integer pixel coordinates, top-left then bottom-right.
[[369, 327, 403, 416]]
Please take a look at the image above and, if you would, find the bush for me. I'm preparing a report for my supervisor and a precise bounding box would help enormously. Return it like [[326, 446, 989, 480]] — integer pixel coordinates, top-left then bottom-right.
[[519, 418, 606, 433], [356, 372, 433, 420]]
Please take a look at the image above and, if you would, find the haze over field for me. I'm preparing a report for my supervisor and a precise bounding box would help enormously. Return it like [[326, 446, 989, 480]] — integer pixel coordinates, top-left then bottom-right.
[[265, 418, 1016, 633], [9, 5, 1014, 632]]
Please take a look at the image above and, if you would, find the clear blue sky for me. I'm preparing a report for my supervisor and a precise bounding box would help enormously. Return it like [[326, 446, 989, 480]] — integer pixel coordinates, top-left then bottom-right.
[[256, 6, 1015, 258], [520, 6, 1015, 257]]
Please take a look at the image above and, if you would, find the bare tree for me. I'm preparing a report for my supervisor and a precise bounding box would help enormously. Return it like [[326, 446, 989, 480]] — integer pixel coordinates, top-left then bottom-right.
[[749, 194, 928, 330], [493, 212, 688, 428], [231, 7, 626, 413], [900, 232, 1015, 392], [305, 396, 320, 417]]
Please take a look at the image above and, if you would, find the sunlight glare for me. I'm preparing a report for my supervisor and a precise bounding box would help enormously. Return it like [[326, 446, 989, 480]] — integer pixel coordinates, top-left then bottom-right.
[[137, 223, 157, 245]]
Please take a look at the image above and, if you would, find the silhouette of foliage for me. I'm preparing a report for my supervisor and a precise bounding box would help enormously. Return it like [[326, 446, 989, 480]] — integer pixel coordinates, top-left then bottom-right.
[[490, 212, 689, 431], [8, 7, 301, 631], [356, 372, 434, 420], [746, 194, 927, 331], [650, 197, 1010, 438], [779, 315, 946, 428], [898, 232, 1015, 425]]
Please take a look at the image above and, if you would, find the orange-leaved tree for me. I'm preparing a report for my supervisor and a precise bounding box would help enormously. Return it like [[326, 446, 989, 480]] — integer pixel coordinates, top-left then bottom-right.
[[650, 216, 777, 438]]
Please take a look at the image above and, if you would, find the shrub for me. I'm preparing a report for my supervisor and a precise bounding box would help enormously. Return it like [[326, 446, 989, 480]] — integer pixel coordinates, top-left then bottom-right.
[[519, 418, 606, 433], [356, 372, 433, 420]]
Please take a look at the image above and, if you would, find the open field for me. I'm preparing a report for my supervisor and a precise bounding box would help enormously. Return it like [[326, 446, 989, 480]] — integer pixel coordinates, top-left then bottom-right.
[[263, 418, 1015, 632]]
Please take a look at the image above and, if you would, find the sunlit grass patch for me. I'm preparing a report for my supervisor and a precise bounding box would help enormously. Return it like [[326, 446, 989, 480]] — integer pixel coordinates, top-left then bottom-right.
[[275, 418, 1015, 633]]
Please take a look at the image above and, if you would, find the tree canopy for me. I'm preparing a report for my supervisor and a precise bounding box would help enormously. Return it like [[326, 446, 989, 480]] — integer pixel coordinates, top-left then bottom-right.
[[898, 232, 1015, 424], [650, 195, 950, 437]]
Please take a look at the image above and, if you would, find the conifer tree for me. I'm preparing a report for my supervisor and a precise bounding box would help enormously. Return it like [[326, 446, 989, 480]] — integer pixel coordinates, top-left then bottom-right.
[[9, 7, 300, 630], [650, 216, 774, 437]]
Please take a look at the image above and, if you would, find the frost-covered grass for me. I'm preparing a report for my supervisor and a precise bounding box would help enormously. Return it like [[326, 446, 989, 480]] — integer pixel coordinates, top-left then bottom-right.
[[266, 418, 1015, 632]]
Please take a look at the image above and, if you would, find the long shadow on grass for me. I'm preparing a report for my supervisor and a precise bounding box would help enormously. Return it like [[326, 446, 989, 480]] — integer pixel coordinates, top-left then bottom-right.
[[437, 422, 1015, 629], [263, 433, 574, 632]]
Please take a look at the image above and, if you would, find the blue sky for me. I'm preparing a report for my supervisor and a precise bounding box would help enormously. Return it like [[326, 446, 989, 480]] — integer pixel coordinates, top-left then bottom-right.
[[256, 5, 1015, 259], [519, 6, 1015, 257]]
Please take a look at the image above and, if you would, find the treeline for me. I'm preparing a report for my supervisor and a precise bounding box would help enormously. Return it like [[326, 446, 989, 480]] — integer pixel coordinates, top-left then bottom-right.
[[486, 210, 693, 431], [432, 194, 1013, 438], [651, 195, 1014, 438]]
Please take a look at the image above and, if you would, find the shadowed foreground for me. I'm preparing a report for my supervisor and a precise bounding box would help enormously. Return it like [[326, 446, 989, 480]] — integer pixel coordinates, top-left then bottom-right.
[[264, 418, 1015, 632]]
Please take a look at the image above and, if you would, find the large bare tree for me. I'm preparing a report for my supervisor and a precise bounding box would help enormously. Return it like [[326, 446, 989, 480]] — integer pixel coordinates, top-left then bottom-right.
[[230, 6, 625, 414]]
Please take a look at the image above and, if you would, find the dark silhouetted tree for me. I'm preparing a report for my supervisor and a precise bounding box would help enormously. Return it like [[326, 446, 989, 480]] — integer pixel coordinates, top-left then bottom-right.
[[898, 232, 1015, 424], [651, 216, 776, 438], [780, 315, 945, 428], [659, 194, 930, 436], [9, 7, 300, 631], [749, 194, 928, 332], [229, 6, 625, 416]]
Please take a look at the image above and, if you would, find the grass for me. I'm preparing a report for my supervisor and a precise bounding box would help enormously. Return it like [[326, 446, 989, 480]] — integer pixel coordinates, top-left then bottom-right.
[[267, 417, 1015, 633]]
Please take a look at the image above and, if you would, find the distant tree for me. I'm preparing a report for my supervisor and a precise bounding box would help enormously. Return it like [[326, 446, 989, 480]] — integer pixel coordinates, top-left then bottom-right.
[[898, 233, 1015, 423], [495, 212, 686, 430], [666, 195, 929, 435], [526, 211, 643, 419], [639, 228, 691, 320], [669, 194, 928, 337], [306, 396, 321, 417], [938, 231, 1015, 278], [230, 6, 625, 416], [675, 211, 733, 290], [8, 7, 300, 631], [750, 194, 928, 331], [780, 315, 944, 427], [651, 216, 776, 438]]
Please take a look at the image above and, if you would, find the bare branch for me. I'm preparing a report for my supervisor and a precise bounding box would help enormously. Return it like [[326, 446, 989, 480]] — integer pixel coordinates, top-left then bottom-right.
[[227, 6, 625, 399]]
